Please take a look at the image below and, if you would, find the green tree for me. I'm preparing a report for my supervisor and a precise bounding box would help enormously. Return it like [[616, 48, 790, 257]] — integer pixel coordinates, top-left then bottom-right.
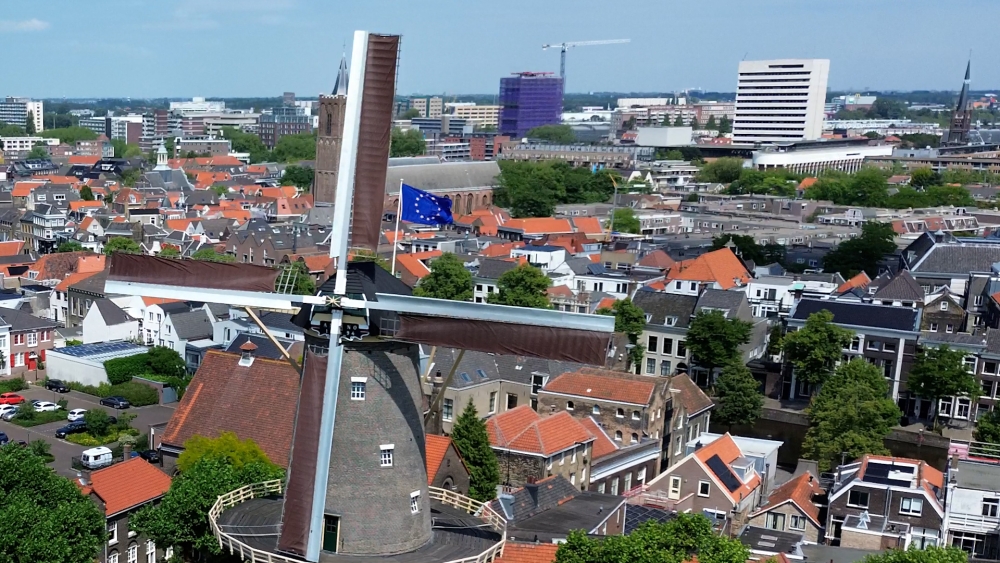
[[38, 126, 98, 145], [685, 310, 752, 379], [272, 131, 316, 162], [611, 207, 640, 234], [697, 157, 744, 184], [555, 513, 749, 563], [974, 408, 1000, 444], [0, 123, 25, 137], [867, 98, 908, 120], [909, 167, 940, 189], [26, 144, 49, 160], [280, 261, 316, 296], [711, 234, 764, 265], [908, 346, 980, 428], [860, 546, 969, 563], [689, 117, 700, 130], [389, 128, 426, 157], [718, 116, 732, 135], [103, 237, 141, 255], [281, 164, 314, 190], [597, 298, 647, 368], [79, 185, 95, 201], [400, 108, 422, 119], [191, 247, 235, 262], [57, 241, 84, 253], [0, 445, 106, 562], [705, 116, 717, 130], [487, 264, 551, 309], [221, 126, 270, 163], [802, 359, 901, 471], [211, 185, 228, 197], [84, 409, 112, 438], [450, 401, 501, 502], [673, 115, 684, 126], [158, 245, 180, 258], [659, 149, 685, 160], [147, 346, 186, 377], [413, 253, 473, 301], [176, 432, 278, 473], [713, 362, 763, 431], [131, 444, 283, 560], [782, 310, 854, 387], [765, 324, 784, 356], [526, 124, 575, 143], [24, 111, 35, 135], [822, 221, 897, 278]]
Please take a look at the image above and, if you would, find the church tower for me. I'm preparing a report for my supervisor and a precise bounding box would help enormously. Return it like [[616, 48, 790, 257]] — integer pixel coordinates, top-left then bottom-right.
[[943, 59, 973, 146], [314, 55, 349, 204]]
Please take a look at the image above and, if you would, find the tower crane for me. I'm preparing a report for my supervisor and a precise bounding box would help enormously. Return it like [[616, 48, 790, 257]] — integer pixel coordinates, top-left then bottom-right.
[[542, 39, 630, 87]]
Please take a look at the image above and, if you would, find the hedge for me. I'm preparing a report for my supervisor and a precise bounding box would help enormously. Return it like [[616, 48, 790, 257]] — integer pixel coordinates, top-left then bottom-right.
[[104, 354, 150, 385], [67, 381, 159, 407], [0, 378, 27, 393]]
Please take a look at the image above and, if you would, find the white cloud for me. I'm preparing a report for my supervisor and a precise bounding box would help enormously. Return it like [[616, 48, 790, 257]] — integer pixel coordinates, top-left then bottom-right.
[[0, 19, 49, 32]]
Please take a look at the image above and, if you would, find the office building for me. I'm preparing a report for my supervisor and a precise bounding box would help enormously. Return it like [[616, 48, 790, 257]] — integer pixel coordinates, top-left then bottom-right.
[[499, 72, 563, 138], [733, 59, 829, 144], [258, 106, 312, 149], [410, 116, 472, 136], [169, 97, 225, 115], [79, 115, 144, 144], [175, 137, 232, 157], [202, 112, 260, 136], [314, 55, 349, 204], [410, 96, 443, 118], [447, 103, 500, 128], [0, 97, 43, 132]]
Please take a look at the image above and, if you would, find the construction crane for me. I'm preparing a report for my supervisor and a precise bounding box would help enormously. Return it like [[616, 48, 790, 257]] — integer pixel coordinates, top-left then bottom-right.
[[542, 39, 630, 86]]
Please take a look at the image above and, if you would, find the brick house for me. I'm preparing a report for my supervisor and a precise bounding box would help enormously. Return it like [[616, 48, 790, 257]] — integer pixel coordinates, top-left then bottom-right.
[[922, 289, 966, 334], [1, 308, 59, 379], [486, 405, 594, 490], [425, 434, 470, 495], [579, 416, 660, 496], [747, 471, 825, 543], [663, 373, 714, 469], [827, 455, 944, 550], [80, 457, 173, 563]]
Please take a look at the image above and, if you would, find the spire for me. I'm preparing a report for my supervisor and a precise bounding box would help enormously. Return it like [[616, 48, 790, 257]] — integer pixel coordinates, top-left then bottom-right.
[[333, 54, 349, 97], [956, 58, 971, 112]]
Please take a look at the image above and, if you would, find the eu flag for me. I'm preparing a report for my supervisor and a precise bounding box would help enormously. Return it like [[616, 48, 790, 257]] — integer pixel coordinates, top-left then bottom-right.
[[400, 183, 453, 225]]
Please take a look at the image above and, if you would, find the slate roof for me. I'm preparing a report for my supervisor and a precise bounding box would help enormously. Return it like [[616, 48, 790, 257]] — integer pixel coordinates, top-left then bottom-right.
[[162, 350, 300, 467], [224, 334, 296, 361], [257, 310, 303, 334], [790, 299, 919, 332], [489, 475, 624, 540], [632, 290, 698, 328], [476, 258, 520, 281], [911, 242, 1000, 274], [169, 309, 212, 340], [872, 270, 924, 302], [986, 328, 1000, 355], [88, 457, 171, 516], [695, 288, 747, 316], [0, 308, 60, 331], [94, 298, 133, 326]]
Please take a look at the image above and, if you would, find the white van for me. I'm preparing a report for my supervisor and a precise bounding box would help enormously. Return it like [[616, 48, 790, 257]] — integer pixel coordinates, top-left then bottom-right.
[[81, 446, 113, 469]]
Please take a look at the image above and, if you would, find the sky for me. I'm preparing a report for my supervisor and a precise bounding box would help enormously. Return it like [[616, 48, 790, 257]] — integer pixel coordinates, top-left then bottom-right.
[[6, 0, 1000, 99]]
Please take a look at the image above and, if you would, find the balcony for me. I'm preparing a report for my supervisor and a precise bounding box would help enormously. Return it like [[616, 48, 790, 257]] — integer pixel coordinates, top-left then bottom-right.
[[948, 513, 1000, 534]]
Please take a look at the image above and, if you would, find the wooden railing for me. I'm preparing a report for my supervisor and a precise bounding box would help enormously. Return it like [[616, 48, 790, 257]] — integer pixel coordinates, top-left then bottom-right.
[[208, 482, 506, 563]]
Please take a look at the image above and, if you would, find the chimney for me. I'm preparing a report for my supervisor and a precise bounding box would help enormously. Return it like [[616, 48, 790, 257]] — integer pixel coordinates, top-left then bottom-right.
[[238, 340, 257, 366], [123, 442, 132, 459], [525, 479, 539, 507], [77, 470, 91, 487]]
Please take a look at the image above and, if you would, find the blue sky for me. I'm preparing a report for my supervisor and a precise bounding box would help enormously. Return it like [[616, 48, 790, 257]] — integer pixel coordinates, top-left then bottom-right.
[[7, 0, 999, 98]]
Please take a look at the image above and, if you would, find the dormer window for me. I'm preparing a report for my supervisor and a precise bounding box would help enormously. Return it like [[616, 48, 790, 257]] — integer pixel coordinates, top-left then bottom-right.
[[666, 316, 678, 326]]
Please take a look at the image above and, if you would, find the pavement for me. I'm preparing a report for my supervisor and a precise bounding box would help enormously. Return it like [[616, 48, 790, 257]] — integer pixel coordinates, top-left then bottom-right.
[[0, 385, 176, 478]]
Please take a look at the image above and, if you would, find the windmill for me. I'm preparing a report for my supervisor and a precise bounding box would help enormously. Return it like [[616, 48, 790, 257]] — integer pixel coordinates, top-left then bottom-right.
[[105, 30, 615, 563]]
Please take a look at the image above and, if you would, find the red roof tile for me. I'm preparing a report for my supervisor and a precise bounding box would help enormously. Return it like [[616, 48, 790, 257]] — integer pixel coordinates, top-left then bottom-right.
[[578, 417, 618, 460], [487, 406, 593, 457], [639, 249, 676, 270], [670, 373, 714, 416], [750, 472, 822, 526], [89, 457, 171, 516], [495, 542, 559, 563], [544, 368, 656, 405], [666, 248, 750, 290], [502, 218, 574, 235], [694, 433, 761, 502], [837, 272, 871, 294], [0, 240, 24, 257], [424, 434, 466, 486]]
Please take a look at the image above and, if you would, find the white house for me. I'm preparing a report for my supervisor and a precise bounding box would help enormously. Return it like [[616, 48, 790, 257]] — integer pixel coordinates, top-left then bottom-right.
[[944, 459, 1000, 559], [82, 299, 139, 344], [743, 276, 795, 318], [510, 245, 567, 274]]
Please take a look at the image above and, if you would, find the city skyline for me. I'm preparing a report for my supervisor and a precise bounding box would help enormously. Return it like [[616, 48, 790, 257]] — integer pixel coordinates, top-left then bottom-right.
[[2, 0, 998, 98]]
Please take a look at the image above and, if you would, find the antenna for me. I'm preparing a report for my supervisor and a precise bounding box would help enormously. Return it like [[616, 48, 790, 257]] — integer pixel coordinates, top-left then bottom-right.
[[742, 51, 748, 61]]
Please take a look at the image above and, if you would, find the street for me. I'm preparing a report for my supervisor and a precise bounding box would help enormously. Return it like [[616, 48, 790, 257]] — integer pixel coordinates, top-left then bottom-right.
[[1, 386, 176, 478]]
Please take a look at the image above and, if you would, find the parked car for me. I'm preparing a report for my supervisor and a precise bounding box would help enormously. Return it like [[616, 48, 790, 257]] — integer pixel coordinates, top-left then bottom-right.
[[100, 396, 130, 409], [137, 449, 160, 463], [33, 401, 61, 412], [0, 393, 25, 405], [0, 405, 17, 418], [44, 379, 70, 393], [55, 420, 88, 439], [0, 432, 8, 445], [1, 407, 21, 421], [67, 409, 87, 422]]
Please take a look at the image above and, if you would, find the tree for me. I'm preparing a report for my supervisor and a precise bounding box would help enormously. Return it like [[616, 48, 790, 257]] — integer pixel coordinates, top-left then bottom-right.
[[555, 513, 749, 563], [111, 140, 143, 159], [705, 116, 717, 130], [526, 124, 575, 143], [281, 164, 314, 190], [158, 245, 180, 258], [685, 310, 752, 379], [492, 161, 619, 218], [400, 108, 422, 119], [147, 346, 186, 378], [450, 401, 501, 502], [413, 253, 473, 301], [131, 444, 283, 560], [211, 185, 228, 197], [79, 185, 95, 201], [221, 126, 270, 163], [57, 241, 84, 253], [689, 117, 700, 130], [24, 111, 35, 135], [802, 359, 901, 471], [0, 123, 25, 137], [713, 362, 763, 430], [176, 432, 277, 473], [487, 264, 551, 309], [909, 167, 941, 189], [103, 237, 140, 255], [26, 144, 49, 160], [860, 546, 969, 563], [0, 445, 106, 562], [38, 126, 98, 145], [822, 221, 897, 278], [84, 409, 112, 438], [908, 346, 980, 428], [658, 149, 685, 160], [280, 260, 315, 296], [597, 299, 646, 368], [611, 207, 639, 234], [974, 408, 1000, 444], [191, 247, 235, 262], [389, 128, 426, 157], [697, 157, 744, 184], [119, 167, 141, 187], [718, 116, 732, 135], [271, 131, 316, 162], [711, 234, 764, 265], [673, 115, 684, 126], [782, 310, 854, 387]]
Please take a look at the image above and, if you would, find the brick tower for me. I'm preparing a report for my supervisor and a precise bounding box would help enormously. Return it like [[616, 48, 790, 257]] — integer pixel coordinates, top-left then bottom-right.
[[313, 55, 349, 204]]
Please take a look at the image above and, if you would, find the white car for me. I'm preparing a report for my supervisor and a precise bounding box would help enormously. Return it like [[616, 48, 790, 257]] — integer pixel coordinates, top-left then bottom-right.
[[67, 409, 87, 422], [0, 404, 16, 417], [33, 401, 61, 412]]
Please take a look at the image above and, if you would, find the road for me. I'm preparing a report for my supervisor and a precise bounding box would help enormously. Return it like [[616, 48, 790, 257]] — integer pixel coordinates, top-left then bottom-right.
[[0, 386, 176, 478]]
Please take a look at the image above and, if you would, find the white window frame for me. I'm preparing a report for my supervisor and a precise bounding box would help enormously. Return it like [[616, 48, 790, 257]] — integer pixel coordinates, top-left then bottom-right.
[[489, 391, 497, 414], [900, 497, 923, 516], [632, 410, 640, 421], [592, 404, 600, 415], [127, 543, 138, 563], [380, 444, 394, 467], [442, 398, 453, 422], [698, 480, 710, 497], [109, 553, 119, 563], [350, 377, 366, 401], [146, 540, 155, 563], [409, 490, 421, 514], [108, 521, 118, 545], [789, 514, 806, 531], [766, 512, 786, 530]]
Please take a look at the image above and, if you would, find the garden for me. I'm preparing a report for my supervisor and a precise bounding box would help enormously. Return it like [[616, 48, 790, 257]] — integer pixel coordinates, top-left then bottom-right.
[[67, 346, 190, 406], [64, 410, 139, 447]]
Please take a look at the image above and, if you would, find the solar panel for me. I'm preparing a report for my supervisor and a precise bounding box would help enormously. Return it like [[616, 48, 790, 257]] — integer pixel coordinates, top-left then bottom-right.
[[706, 454, 742, 493], [460, 372, 471, 382]]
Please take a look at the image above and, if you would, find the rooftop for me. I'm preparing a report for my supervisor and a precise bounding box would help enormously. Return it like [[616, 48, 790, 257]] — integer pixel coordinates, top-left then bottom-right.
[[790, 299, 919, 332], [88, 457, 172, 516], [48, 341, 147, 362]]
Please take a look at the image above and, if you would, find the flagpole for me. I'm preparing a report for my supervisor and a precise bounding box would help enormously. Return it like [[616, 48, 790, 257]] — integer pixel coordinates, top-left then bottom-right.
[[391, 179, 403, 276]]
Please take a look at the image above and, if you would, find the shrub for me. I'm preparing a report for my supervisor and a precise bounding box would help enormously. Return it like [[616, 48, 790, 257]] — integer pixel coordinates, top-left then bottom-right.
[[112, 381, 159, 406], [104, 354, 148, 385], [84, 409, 112, 438], [66, 433, 104, 447], [0, 378, 27, 393], [10, 410, 64, 428], [56, 399, 68, 410]]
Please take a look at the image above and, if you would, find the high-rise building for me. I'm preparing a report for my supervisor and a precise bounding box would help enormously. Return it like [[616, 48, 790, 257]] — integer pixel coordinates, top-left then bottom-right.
[[314, 55, 349, 204], [498, 72, 563, 138], [0, 97, 43, 132], [258, 106, 312, 149], [732, 59, 829, 144], [447, 103, 500, 128], [169, 97, 225, 114]]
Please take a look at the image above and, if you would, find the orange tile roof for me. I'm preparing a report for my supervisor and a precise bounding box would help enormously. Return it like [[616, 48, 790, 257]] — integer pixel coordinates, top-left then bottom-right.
[[798, 177, 818, 190], [395, 250, 441, 280], [544, 368, 656, 405], [55, 271, 100, 292], [141, 296, 182, 306], [39, 175, 80, 185], [546, 285, 573, 298], [666, 248, 750, 290], [836, 272, 871, 293], [247, 164, 268, 174], [29, 251, 99, 281], [639, 249, 676, 270], [69, 155, 101, 165], [166, 218, 201, 232], [570, 216, 603, 236], [11, 181, 44, 197], [858, 454, 943, 489], [486, 406, 593, 457], [595, 297, 616, 311], [578, 417, 618, 460], [502, 218, 574, 235], [0, 240, 24, 257], [221, 209, 251, 223], [750, 472, 822, 526], [693, 433, 761, 502], [424, 434, 467, 485], [301, 254, 331, 272], [69, 200, 104, 211], [76, 255, 106, 274], [479, 241, 524, 258], [495, 542, 559, 563], [88, 457, 171, 516]]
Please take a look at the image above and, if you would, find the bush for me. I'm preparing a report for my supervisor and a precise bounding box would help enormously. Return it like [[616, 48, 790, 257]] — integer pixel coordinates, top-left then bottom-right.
[[0, 378, 26, 393], [85, 409, 112, 438], [10, 410, 64, 428], [56, 399, 68, 410], [66, 433, 103, 447], [104, 354, 148, 385], [69, 380, 159, 407]]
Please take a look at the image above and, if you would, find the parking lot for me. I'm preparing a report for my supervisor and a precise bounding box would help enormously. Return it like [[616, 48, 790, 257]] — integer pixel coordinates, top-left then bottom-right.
[[1, 385, 176, 478]]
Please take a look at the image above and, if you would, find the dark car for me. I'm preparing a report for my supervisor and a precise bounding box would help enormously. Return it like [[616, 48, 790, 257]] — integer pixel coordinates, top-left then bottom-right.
[[55, 420, 88, 439], [137, 449, 160, 463], [99, 396, 130, 409], [0, 432, 7, 445], [44, 379, 70, 393]]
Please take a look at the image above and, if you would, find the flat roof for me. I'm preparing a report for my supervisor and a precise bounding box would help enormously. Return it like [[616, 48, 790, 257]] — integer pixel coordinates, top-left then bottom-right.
[[50, 341, 147, 361]]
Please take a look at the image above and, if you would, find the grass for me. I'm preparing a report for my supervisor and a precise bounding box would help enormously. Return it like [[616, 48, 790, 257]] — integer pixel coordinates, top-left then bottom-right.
[[8, 410, 66, 427]]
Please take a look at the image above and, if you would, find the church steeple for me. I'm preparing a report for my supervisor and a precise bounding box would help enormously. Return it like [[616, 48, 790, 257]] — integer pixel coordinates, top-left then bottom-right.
[[944, 58, 974, 146], [955, 58, 971, 113], [333, 54, 349, 97]]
